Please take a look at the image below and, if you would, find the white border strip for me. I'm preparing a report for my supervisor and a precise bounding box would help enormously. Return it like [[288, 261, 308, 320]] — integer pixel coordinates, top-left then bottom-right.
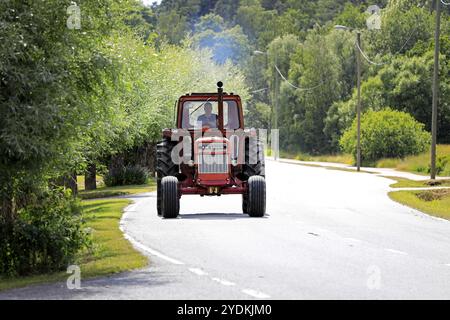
[[120, 205, 185, 265]]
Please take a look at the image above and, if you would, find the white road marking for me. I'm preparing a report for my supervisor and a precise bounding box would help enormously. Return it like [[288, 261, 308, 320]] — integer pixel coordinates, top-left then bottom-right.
[[188, 268, 208, 276], [211, 278, 236, 286], [124, 204, 137, 212], [120, 207, 185, 265], [242, 289, 270, 299], [385, 248, 408, 255], [123, 233, 185, 265]]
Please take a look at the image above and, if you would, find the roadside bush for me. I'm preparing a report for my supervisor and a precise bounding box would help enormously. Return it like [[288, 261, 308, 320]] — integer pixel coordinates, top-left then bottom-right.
[[434, 154, 450, 176], [104, 165, 149, 187], [0, 189, 91, 277], [340, 109, 430, 165]]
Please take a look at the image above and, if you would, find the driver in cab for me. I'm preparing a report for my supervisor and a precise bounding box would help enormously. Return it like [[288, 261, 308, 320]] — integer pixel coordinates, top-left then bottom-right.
[[197, 102, 217, 128]]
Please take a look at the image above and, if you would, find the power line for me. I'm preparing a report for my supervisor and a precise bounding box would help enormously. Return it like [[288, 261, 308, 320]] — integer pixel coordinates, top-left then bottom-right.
[[274, 64, 327, 91], [355, 41, 385, 66], [250, 88, 268, 94], [393, 26, 419, 55]]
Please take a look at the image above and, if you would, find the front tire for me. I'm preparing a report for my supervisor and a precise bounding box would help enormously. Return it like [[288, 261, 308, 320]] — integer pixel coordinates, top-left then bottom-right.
[[247, 176, 266, 217], [161, 176, 179, 218]]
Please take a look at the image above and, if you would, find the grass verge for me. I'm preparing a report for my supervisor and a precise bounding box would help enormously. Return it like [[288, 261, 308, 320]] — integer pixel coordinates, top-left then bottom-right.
[[79, 179, 156, 199], [279, 150, 353, 165], [0, 198, 149, 291], [389, 189, 450, 220], [290, 161, 374, 174], [382, 176, 450, 188], [279, 145, 450, 177], [376, 144, 450, 176]]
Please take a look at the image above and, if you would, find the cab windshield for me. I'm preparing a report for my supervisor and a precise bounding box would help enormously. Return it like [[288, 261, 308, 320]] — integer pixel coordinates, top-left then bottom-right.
[[181, 100, 240, 130]]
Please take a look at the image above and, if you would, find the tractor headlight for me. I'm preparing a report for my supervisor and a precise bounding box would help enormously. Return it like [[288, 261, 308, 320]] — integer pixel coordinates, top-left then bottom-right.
[[231, 159, 238, 166], [188, 160, 194, 167]]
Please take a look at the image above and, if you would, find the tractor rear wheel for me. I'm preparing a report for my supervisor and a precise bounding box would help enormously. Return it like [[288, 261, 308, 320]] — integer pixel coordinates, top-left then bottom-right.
[[243, 138, 265, 179], [161, 176, 179, 218], [247, 175, 266, 217], [156, 139, 179, 215]]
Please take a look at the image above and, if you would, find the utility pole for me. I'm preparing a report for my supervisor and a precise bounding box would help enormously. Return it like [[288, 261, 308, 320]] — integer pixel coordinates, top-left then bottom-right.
[[431, 0, 441, 180], [253, 49, 279, 160], [356, 31, 362, 172], [335, 25, 362, 171], [273, 50, 279, 160]]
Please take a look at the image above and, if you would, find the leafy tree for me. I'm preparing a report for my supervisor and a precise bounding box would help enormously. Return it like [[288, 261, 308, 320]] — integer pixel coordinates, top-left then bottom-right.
[[125, 4, 158, 43], [156, 9, 188, 44], [340, 108, 431, 164], [326, 52, 450, 145], [334, 3, 366, 30], [192, 14, 251, 64], [368, 0, 434, 56], [235, 0, 279, 47], [214, 0, 240, 24]]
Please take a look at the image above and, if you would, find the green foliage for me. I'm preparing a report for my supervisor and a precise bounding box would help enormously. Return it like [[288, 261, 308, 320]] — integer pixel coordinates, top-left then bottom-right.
[[192, 14, 251, 64], [369, 1, 434, 56], [245, 101, 271, 129], [436, 154, 450, 176], [236, 0, 279, 47], [156, 9, 188, 44], [0, 0, 249, 278], [0, 189, 90, 277], [334, 3, 366, 30], [340, 109, 431, 164], [277, 28, 355, 154], [327, 52, 450, 148], [104, 165, 149, 187]]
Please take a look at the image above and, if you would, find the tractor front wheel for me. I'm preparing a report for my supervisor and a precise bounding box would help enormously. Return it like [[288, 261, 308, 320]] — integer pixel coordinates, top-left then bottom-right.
[[161, 176, 179, 218], [246, 176, 266, 217]]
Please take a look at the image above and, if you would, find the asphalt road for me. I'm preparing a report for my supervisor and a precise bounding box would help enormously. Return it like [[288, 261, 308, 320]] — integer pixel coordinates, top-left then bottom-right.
[[2, 160, 450, 299]]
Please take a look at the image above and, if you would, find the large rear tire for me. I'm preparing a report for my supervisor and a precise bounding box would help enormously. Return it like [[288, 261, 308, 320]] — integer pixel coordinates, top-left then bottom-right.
[[243, 138, 265, 179], [247, 176, 266, 217], [161, 176, 179, 218], [156, 139, 178, 216]]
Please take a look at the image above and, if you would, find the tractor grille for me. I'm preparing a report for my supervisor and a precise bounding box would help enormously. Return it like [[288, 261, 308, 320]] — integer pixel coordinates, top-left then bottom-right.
[[198, 152, 228, 174]]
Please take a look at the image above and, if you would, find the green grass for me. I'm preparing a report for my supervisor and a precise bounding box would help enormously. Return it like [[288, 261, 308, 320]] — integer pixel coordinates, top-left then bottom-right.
[[292, 162, 374, 174], [383, 176, 450, 188], [310, 154, 354, 165], [389, 189, 450, 220], [79, 179, 156, 199], [376, 144, 450, 176], [279, 150, 353, 165], [0, 196, 154, 291], [279, 145, 450, 176]]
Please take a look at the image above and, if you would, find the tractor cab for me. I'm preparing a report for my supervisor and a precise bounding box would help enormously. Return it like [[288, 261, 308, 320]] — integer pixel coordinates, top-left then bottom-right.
[[176, 82, 244, 132]]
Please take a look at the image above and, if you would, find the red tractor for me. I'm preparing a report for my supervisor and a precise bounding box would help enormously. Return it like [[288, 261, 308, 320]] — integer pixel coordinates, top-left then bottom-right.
[[156, 82, 266, 218]]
